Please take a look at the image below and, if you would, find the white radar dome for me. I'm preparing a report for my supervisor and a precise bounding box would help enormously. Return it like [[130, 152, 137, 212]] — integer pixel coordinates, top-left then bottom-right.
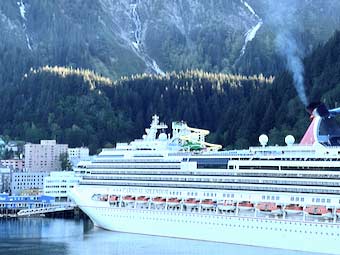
[[259, 134, 268, 146], [285, 135, 295, 146], [158, 133, 167, 141]]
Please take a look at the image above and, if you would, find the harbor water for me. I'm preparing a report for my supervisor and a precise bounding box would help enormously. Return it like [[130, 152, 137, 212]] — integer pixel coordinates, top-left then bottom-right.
[[0, 218, 327, 255]]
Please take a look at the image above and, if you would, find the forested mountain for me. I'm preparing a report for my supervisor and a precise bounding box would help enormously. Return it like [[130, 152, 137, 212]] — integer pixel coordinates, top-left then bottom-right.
[[0, 0, 340, 82], [0, 66, 274, 152], [1, 30, 340, 152]]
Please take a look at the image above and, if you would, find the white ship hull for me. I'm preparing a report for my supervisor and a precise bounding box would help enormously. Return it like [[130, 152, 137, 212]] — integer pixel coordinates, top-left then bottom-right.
[[71, 188, 340, 255], [81, 206, 339, 254]]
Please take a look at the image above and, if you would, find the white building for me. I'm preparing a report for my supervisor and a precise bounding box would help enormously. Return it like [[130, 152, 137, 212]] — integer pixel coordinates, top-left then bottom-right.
[[11, 172, 48, 195], [68, 147, 90, 166], [43, 171, 81, 202], [0, 164, 11, 193], [1, 159, 25, 171], [24, 140, 68, 172]]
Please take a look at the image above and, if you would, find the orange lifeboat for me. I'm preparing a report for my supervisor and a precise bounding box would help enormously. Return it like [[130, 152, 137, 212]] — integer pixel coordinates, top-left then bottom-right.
[[284, 204, 303, 215], [305, 205, 327, 215], [336, 208, 340, 217], [109, 195, 118, 202], [256, 202, 283, 215], [304, 205, 333, 219], [99, 194, 108, 201], [217, 201, 236, 211], [136, 196, 149, 203], [152, 197, 166, 204], [122, 195, 135, 202], [167, 198, 181, 206], [184, 198, 200, 208], [238, 201, 254, 211], [201, 199, 216, 209], [201, 199, 216, 208]]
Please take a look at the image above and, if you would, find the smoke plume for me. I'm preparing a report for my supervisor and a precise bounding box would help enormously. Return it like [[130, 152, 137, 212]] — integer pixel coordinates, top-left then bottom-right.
[[265, 0, 308, 106], [276, 31, 307, 105]]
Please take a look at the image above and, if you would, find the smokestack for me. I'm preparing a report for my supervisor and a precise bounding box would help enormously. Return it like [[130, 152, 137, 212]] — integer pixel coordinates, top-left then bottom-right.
[[306, 102, 329, 118]]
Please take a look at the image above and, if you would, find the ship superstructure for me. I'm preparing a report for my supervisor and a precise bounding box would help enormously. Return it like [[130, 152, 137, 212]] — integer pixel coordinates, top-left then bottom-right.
[[71, 105, 340, 255]]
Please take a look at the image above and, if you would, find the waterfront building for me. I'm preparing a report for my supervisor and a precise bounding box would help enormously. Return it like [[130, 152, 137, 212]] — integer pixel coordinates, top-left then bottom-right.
[[0, 194, 55, 210], [43, 171, 81, 202], [24, 140, 68, 172], [0, 163, 11, 193], [1, 159, 25, 171], [11, 171, 48, 195]]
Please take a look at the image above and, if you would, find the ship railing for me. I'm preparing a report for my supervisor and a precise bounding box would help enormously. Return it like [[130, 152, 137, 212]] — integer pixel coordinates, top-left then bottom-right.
[[79, 180, 340, 194], [81, 175, 340, 188], [89, 164, 181, 169]]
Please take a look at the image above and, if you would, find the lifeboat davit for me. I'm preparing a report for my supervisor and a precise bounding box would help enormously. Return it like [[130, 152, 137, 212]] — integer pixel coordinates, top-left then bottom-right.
[[201, 199, 216, 209], [136, 196, 149, 203], [167, 198, 181, 206], [304, 205, 333, 219], [217, 201, 236, 211], [284, 204, 303, 215], [256, 202, 283, 216], [238, 201, 254, 211]]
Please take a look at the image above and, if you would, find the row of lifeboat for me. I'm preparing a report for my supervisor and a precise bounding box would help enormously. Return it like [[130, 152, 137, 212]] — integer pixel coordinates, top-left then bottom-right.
[[109, 196, 340, 217]]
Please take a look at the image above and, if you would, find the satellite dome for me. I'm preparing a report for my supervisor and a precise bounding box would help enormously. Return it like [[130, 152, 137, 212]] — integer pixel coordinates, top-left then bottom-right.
[[259, 134, 268, 146], [285, 135, 295, 146], [158, 133, 167, 141]]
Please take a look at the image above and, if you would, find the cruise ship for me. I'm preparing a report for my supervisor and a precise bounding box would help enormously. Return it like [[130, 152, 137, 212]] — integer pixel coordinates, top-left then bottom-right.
[[70, 102, 340, 254]]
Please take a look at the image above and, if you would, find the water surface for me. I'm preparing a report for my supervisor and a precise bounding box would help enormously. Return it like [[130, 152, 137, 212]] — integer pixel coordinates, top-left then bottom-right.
[[0, 218, 326, 255]]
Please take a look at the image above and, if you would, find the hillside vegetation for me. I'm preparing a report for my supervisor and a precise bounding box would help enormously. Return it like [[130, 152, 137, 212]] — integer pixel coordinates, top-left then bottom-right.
[[1, 31, 340, 152]]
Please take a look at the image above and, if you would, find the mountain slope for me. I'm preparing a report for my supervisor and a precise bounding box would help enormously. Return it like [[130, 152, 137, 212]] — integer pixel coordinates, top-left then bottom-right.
[[1, 0, 340, 81]]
